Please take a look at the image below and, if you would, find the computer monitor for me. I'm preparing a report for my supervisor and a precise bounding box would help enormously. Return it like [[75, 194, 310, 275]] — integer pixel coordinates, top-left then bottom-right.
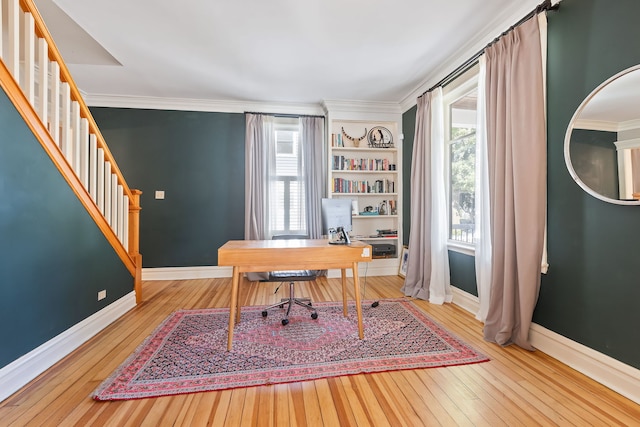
[[321, 198, 352, 244]]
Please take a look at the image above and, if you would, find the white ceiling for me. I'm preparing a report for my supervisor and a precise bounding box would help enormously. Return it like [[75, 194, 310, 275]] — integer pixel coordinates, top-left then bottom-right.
[[35, 0, 543, 110]]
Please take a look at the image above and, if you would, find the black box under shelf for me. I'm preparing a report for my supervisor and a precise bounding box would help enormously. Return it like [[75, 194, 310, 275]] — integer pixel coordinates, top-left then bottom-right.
[[371, 243, 396, 258]]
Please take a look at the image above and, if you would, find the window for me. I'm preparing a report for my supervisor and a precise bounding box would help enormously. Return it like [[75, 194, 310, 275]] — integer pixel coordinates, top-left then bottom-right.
[[269, 117, 306, 235], [444, 68, 478, 247]]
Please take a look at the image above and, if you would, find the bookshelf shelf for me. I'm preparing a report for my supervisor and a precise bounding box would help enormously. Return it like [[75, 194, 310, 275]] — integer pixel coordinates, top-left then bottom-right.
[[353, 215, 398, 219], [331, 192, 398, 196]]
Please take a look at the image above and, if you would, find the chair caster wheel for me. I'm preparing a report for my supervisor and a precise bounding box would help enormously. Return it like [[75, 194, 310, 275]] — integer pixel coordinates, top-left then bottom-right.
[[311, 312, 318, 320], [371, 301, 379, 308], [278, 304, 284, 309], [262, 311, 268, 317], [282, 318, 289, 326], [308, 302, 313, 306]]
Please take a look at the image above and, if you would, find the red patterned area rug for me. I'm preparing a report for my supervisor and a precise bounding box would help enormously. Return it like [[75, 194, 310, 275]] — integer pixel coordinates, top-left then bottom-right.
[[92, 299, 488, 400]]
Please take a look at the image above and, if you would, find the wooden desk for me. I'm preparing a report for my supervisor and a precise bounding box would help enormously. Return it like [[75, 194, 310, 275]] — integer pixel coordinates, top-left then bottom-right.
[[218, 239, 373, 351]]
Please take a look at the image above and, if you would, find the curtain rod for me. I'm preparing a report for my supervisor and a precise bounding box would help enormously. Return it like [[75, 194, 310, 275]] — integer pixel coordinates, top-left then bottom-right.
[[245, 111, 325, 119], [422, 0, 559, 96]]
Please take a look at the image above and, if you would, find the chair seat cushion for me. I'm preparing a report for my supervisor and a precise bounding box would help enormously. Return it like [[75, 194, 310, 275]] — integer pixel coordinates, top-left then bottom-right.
[[269, 270, 316, 281]]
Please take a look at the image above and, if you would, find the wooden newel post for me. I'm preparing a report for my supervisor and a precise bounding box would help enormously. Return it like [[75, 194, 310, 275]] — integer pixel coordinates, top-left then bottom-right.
[[128, 189, 143, 303]]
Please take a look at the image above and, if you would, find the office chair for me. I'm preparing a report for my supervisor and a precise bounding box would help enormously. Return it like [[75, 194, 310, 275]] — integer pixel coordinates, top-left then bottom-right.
[[260, 235, 318, 325]]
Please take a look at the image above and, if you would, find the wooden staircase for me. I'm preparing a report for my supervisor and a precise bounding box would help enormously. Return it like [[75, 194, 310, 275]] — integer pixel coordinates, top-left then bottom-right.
[[0, 0, 143, 301]]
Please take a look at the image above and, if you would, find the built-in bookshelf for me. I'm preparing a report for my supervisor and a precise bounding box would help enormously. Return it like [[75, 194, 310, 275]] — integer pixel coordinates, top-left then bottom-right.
[[325, 111, 402, 275]]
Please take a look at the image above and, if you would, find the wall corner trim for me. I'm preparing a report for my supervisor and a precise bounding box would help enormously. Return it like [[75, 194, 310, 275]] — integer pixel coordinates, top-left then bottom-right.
[[0, 292, 136, 404], [450, 286, 640, 405]]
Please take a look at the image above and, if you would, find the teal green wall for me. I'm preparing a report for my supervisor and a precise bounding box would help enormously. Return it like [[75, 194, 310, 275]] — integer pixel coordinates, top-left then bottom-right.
[[539, 0, 640, 369], [448, 251, 476, 296], [90, 108, 246, 267], [402, 0, 640, 369], [0, 90, 133, 369], [402, 105, 416, 247]]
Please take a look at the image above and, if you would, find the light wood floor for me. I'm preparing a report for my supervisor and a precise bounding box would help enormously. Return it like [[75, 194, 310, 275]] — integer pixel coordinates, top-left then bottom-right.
[[1, 275, 638, 426]]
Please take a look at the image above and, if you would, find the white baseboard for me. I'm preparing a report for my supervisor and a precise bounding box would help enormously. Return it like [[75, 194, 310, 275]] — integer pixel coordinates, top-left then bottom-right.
[[143, 264, 399, 281], [529, 323, 640, 405], [450, 286, 640, 405], [142, 266, 233, 281], [0, 292, 136, 404], [327, 264, 398, 278], [451, 286, 480, 315]]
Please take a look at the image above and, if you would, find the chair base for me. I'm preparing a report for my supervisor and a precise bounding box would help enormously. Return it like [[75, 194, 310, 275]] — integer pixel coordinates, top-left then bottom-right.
[[261, 281, 318, 325]]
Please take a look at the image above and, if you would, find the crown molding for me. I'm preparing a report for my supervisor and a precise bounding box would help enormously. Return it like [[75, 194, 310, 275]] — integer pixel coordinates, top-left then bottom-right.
[[574, 118, 640, 133], [573, 119, 619, 132], [84, 93, 325, 116], [322, 99, 402, 115], [614, 138, 640, 150], [619, 118, 640, 132]]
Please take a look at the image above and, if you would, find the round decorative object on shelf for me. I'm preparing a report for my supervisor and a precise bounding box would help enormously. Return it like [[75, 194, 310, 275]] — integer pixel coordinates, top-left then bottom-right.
[[368, 126, 393, 148]]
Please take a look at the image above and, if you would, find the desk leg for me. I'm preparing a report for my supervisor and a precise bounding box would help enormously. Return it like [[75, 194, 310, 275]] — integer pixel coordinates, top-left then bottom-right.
[[341, 268, 348, 317], [227, 266, 240, 351], [352, 262, 364, 339], [236, 273, 242, 324]]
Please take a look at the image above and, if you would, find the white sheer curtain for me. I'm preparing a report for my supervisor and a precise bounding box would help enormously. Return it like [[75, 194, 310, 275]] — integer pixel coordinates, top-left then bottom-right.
[[474, 55, 492, 322], [402, 88, 452, 304], [429, 88, 452, 304]]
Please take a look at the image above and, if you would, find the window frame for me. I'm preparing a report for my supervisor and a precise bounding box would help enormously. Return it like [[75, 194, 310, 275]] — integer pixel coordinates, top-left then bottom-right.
[[443, 68, 479, 256], [269, 117, 306, 236]]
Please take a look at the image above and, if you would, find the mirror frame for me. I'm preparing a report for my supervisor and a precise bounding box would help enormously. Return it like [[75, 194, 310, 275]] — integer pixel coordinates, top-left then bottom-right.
[[564, 64, 640, 205]]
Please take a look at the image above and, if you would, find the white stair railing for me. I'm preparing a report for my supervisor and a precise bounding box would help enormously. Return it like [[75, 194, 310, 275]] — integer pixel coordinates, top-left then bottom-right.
[[0, 0, 143, 300]]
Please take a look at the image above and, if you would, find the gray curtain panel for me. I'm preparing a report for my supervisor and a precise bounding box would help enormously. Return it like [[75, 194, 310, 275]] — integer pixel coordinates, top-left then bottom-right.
[[482, 15, 547, 350], [300, 116, 326, 239], [402, 93, 434, 301], [244, 113, 268, 241]]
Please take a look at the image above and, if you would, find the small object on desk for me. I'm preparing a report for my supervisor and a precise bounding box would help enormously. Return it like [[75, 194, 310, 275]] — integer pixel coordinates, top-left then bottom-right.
[[328, 226, 351, 245]]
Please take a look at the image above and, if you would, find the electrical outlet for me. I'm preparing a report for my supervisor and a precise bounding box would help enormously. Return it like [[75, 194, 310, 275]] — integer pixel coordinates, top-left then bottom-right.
[[98, 290, 107, 301]]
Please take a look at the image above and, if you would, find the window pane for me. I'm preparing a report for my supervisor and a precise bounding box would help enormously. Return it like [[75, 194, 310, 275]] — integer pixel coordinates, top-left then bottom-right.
[[449, 133, 475, 243], [276, 130, 295, 155], [289, 180, 305, 231], [449, 90, 477, 244], [270, 180, 285, 232]]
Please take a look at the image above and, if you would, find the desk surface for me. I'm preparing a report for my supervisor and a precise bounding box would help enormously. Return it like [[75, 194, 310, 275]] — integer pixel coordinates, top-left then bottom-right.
[[218, 239, 372, 271]]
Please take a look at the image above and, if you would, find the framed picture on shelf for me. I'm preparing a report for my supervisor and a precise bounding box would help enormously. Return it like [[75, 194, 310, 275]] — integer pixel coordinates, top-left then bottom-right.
[[398, 245, 409, 278]]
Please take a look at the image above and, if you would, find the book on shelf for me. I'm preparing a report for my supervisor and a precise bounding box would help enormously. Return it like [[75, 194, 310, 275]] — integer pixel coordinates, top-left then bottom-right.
[[331, 177, 395, 194], [376, 229, 398, 237], [332, 155, 395, 171], [331, 133, 344, 147]]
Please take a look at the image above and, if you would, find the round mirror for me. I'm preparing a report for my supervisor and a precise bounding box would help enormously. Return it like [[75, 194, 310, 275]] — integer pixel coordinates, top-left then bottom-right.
[[564, 64, 640, 205]]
